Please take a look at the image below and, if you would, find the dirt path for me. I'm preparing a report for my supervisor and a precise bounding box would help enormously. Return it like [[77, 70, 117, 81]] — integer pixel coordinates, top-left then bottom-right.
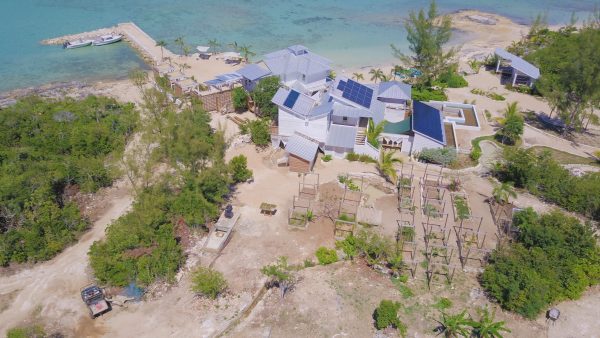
[[0, 182, 133, 336]]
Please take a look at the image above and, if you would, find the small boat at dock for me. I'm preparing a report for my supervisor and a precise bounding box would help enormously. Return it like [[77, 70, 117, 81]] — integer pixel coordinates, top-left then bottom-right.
[[63, 39, 93, 49], [92, 34, 122, 46]]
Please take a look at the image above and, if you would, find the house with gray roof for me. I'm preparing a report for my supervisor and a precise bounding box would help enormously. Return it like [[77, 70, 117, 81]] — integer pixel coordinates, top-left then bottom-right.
[[264, 45, 332, 94], [494, 48, 540, 87], [235, 63, 272, 91]]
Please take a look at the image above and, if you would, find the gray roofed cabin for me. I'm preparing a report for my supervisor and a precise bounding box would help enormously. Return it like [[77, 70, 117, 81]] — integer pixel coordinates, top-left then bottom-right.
[[494, 48, 540, 88], [284, 134, 320, 173]]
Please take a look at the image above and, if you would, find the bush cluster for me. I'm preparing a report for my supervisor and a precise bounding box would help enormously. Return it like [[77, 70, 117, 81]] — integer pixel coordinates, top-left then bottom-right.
[[231, 87, 248, 111], [373, 300, 404, 331], [240, 119, 271, 146], [191, 266, 227, 299], [0, 96, 137, 265], [411, 87, 448, 101], [315, 246, 338, 265], [481, 209, 600, 318], [496, 147, 600, 220], [417, 148, 457, 166]]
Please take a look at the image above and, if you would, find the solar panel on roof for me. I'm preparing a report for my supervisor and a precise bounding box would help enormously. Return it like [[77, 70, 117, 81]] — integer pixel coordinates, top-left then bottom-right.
[[337, 80, 347, 91], [283, 90, 300, 109], [342, 79, 373, 108]]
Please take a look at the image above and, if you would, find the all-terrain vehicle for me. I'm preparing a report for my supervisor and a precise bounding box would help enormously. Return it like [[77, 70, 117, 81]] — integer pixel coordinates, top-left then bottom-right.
[[80, 284, 111, 318]]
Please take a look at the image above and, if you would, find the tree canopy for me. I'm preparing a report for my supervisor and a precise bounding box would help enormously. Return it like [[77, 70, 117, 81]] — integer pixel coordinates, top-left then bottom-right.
[[251, 76, 280, 120], [0, 96, 137, 265], [391, 0, 457, 86], [481, 209, 600, 319]]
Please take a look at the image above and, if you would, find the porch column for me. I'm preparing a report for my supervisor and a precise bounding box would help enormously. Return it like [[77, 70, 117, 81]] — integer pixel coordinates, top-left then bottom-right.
[[496, 58, 501, 73], [511, 70, 517, 86]]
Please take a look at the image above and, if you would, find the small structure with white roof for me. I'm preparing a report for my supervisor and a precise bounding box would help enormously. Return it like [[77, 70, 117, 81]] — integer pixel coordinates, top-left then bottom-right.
[[494, 48, 540, 87], [196, 46, 212, 59]]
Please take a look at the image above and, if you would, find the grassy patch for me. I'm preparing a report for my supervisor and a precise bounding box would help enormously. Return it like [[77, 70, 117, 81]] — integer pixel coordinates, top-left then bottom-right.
[[530, 146, 600, 167], [391, 277, 414, 298], [433, 297, 453, 311]]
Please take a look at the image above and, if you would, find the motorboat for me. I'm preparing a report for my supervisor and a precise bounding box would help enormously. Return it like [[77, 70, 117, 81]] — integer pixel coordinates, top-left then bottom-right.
[[92, 34, 122, 46], [63, 39, 93, 49]]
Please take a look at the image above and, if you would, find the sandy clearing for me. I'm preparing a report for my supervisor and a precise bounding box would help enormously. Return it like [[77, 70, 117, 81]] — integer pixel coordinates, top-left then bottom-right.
[[0, 181, 133, 336]]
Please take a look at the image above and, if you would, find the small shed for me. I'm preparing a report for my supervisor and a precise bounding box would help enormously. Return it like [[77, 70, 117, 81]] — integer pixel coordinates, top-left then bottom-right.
[[494, 48, 540, 87], [285, 134, 319, 173]]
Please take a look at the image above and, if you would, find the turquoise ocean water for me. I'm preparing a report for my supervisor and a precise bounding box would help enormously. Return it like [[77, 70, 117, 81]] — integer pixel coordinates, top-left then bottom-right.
[[0, 0, 597, 93]]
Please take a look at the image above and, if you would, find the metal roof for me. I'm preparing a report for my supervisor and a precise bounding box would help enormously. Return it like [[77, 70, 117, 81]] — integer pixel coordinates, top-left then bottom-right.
[[412, 101, 446, 145], [378, 81, 412, 101], [196, 46, 210, 53], [326, 124, 357, 148], [331, 102, 372, 118], [264, 46, 331, 79], [236, 64, 272, 81], [286, 134, 319, 162], [272, 87, 316, 116], [494, 48, 540, 79]]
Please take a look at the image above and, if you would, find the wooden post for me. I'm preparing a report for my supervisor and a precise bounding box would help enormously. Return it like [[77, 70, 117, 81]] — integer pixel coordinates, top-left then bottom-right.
[[496, 59, 501, 73]]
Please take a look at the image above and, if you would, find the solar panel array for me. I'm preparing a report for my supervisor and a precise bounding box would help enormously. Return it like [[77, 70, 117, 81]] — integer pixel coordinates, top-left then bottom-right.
[[337, 80, 347, 91], [283, 90, 300, 109], [342, 79, 373, 108]]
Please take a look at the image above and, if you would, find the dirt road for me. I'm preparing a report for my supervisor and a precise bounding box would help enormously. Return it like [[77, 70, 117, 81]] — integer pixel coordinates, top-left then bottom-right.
[[0, 182, 133, 336]]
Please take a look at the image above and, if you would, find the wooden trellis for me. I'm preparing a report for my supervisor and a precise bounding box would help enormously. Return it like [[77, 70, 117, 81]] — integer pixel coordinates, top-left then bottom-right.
[[425, 261, 459, 289], [298, 172, 319, 200], [288, 195, 311, 229]]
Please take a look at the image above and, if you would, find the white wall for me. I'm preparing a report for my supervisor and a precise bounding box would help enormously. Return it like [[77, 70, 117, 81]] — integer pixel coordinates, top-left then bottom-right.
[[278, 109, 329, 143], [412, 133, 444, 153]]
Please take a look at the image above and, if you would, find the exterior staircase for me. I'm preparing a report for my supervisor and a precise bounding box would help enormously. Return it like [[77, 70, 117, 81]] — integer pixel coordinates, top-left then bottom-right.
[[355, 128, 366, 145]]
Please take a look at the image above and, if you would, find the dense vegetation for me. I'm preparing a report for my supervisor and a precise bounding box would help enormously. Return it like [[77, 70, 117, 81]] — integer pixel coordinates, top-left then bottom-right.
[[417, 148, 457, 167], [509, 14, 600, 133], [89, 92, 250, 286], [495, 147, 600, 220], [481, 209, 600, 318], [374, 300, 405, 333], [0, 96, 137, 265], [250, 76, 280, 120]]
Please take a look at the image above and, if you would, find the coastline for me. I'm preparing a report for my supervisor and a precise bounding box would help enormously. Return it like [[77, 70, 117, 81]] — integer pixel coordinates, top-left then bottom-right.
[[0, 9, 530, 99]]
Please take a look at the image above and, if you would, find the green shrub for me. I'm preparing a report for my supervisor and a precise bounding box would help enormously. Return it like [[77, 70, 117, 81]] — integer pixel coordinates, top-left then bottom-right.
[[191, 266, 227, 299], [6, 325, 46, 338], [484, 110, 492, 120], [315, 247, 338, 265], [232, 87, 248, 111], [470, 147, 482, 161], [359, 154, 377, 163], [439, 71, 468, 88], [418, 148, 457, 166], [346, 152, 360, 161], [412, 87, 448, 101], [229, 155, 253, 183], [303, 258, 316, 268], [241, 119, 271, 146], [373, 300, 403, 330], [433, 297, 453, 311], [251, 76, 280, 120], [322, 154, 332, 162], [336, 234, 358, 260], [489, 92, 506, 101]]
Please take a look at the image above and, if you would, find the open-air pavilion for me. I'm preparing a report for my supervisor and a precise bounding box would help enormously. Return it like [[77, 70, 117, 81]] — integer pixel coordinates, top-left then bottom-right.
[[494, 48, 540, 87]]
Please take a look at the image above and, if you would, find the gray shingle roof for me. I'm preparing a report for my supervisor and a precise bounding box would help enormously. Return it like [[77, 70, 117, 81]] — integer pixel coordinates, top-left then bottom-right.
[[494, 48, 540, 79], [271, 87, 317, 116], [236, 64, 271, 81], [286, 134, 319, 162], [378, 81, 412, 101], [326, 124, 357, 148]]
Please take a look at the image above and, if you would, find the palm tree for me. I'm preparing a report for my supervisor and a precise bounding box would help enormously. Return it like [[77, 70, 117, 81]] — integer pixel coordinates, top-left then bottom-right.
[[369, 68, 384, 83], [239, 44, 256, 63], [207, 38, 221, 54], [377, 149, 402, 184], [228, 41, 239, 52], [380, 73, 393, 82], [367, 119, 386, 148], [156, 40, 168, 60], [174, 36, 185, 56], [498, 102, 523, 145], [352, 72, 364, 81], [492, 182, 517, 205], [434, 311, 474, 338], [472, 308, 511, 338], [183, 45, 191, 57]]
